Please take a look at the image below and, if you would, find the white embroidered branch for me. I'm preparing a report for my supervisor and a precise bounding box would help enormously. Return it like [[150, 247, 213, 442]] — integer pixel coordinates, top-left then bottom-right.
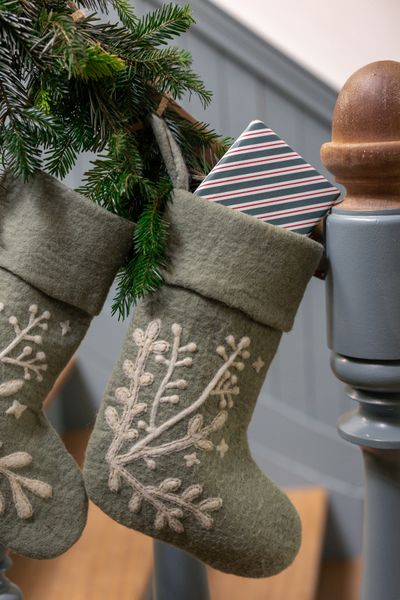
[[117, 334, 249, 464], [105, 319, 251, 534], [0, 304, 50, 393], [0, 303, 53, 517], [149, 323, 196, 431], [0, 448, 52, 519], [106, 319, 164, 464], [118, 410, 228, 464], [117, 467, 222, 532]]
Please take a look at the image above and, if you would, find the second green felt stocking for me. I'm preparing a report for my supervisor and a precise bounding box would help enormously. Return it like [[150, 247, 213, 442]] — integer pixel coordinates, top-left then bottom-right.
[[83, 116, 323, 578]]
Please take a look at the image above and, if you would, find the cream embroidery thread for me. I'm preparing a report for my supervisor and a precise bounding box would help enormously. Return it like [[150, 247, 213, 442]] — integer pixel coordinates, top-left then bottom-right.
[[105, 319, 251, 534], [216, 438, 229, 458], [0, 380, 24, 398], [184, 452, 200, 467], [0, 302, 53, 518], [60, 321, 71, 336], [0, 304, 50, 386], [6, 400, 27, 420], [252, 356, 265, 374], [0, 446, 52, 519]]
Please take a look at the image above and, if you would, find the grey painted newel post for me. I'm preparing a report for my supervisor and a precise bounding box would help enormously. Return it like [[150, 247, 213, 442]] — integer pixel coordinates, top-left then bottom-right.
[[321, 60, 400, 600]]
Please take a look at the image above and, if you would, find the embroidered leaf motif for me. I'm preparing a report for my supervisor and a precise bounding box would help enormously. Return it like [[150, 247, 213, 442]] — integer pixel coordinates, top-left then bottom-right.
[[0, 447, 52, 519], [210, 411, 228, 431], [181, 484, 203, 501], [124, 429, 139, 441], [195, 439, 214, 452], [0, 380, 24, 398], [105, 406, 120, 431], [0, 452, 32, 469], [159, 478, 181, 493], [108, 469, 121, 492], [199, 498, 223, 512], [18, 477, 52, 498], [10, 481, 33, 519], [129, 493, 142, 513], [195, 511, 214, 530], [147, 319, 161, 339], [131, 403, 147, 417], [132, 328, 145, 347], [123, 360, 135, 378], [188, 414, 203, 435], [115, 387, 130, 404], [140, 372, 154, 386], [154, 511, 167, 530], [168, 516, 184, 533], [105, 319, 251, 533]]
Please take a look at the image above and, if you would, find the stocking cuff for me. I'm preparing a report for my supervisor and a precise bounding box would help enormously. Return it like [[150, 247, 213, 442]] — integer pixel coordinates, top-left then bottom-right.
[[0, 172, 134, 315], [164, 190, 323, 332]]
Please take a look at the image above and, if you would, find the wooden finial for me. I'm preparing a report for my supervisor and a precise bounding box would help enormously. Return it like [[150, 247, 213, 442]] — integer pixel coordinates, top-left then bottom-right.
[[321, 60, 400, 210]]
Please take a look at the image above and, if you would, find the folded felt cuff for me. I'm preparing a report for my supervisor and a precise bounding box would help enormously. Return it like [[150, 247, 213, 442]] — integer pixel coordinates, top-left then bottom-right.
[[164, 190, 323, 332], [0, 171, 134, 316]]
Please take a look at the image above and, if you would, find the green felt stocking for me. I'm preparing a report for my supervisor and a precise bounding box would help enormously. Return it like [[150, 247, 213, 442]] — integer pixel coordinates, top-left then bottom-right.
[[0, 172, 133, 558], [84, 116, 323, 578]]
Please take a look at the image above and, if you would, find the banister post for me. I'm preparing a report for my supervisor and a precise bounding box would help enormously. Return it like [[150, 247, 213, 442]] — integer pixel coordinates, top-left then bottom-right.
[[321, 60, 400, 600]]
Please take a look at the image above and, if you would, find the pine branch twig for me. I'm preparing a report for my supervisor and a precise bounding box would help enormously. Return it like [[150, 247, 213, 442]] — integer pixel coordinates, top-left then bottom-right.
[[0, 1, 230, 315]]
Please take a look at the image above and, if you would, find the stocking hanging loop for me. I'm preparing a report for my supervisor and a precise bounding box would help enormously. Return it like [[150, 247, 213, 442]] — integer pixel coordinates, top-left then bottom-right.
[[150, 113, 189, 191]]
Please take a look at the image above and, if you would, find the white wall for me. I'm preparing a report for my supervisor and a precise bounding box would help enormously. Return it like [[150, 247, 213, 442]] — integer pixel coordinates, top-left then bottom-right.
[[210, 0, 400, 90]]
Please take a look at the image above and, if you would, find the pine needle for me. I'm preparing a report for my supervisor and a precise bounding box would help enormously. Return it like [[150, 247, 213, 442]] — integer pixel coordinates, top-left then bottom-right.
[[0, 0, 230, 317]]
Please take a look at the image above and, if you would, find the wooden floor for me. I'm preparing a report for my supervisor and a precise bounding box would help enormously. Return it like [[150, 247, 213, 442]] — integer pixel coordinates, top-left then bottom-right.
[[208, 487, 327, 600], [9, 429, 361, 599], [317, 559, 361, 600]]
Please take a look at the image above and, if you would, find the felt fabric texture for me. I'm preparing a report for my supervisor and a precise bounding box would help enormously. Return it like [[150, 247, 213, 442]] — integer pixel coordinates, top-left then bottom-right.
[[0, 172, 133, 559], [84, 190, 323, 577]]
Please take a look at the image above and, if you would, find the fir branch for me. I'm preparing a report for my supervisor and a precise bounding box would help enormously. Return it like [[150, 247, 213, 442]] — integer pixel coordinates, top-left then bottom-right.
[[71, 44, 126, 80], [1, 122, 41, 178], [0, 4, 45, 65], [0, 0, 227, 315], [44, 120, 83, 178], [132, 4, 194, 47], [109, 0, 137, 30], [112, 178, 172, 320], [164, 108, 231, 179]]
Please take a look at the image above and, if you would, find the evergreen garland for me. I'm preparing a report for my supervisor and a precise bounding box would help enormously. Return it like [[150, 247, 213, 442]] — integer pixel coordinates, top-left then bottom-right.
[[0, 0, 229, 318]]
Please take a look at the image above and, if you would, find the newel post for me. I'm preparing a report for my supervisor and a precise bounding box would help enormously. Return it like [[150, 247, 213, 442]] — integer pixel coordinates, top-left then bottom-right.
[[321, 60, 400, 600]]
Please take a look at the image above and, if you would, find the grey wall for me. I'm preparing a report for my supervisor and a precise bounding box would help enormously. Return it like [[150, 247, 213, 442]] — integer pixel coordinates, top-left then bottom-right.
[[61, 0, 363, 559]]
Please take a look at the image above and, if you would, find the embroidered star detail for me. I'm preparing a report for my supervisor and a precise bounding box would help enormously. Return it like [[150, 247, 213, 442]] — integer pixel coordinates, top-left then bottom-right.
[[6, 400, 27, 420], [216, 438, 229, 459], [60, 321, 71, 336], [252, 356, 265, 373], [184, 453, 200, 467]]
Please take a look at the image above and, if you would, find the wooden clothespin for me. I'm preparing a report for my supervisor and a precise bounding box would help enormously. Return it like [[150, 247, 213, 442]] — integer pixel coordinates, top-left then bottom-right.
[[67, 1, 86, 22]]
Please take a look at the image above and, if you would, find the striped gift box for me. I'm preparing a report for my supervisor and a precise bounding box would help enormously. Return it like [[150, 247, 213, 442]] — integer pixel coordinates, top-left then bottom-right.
[[194, 120, 341, 235]]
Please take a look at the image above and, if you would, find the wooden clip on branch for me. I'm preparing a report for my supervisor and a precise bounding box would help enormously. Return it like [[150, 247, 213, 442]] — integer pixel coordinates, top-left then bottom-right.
[[68, 1, 85, 21]]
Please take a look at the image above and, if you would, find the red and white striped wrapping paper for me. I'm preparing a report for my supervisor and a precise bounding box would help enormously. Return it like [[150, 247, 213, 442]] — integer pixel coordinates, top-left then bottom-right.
[[194, 120, 341, 235]]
